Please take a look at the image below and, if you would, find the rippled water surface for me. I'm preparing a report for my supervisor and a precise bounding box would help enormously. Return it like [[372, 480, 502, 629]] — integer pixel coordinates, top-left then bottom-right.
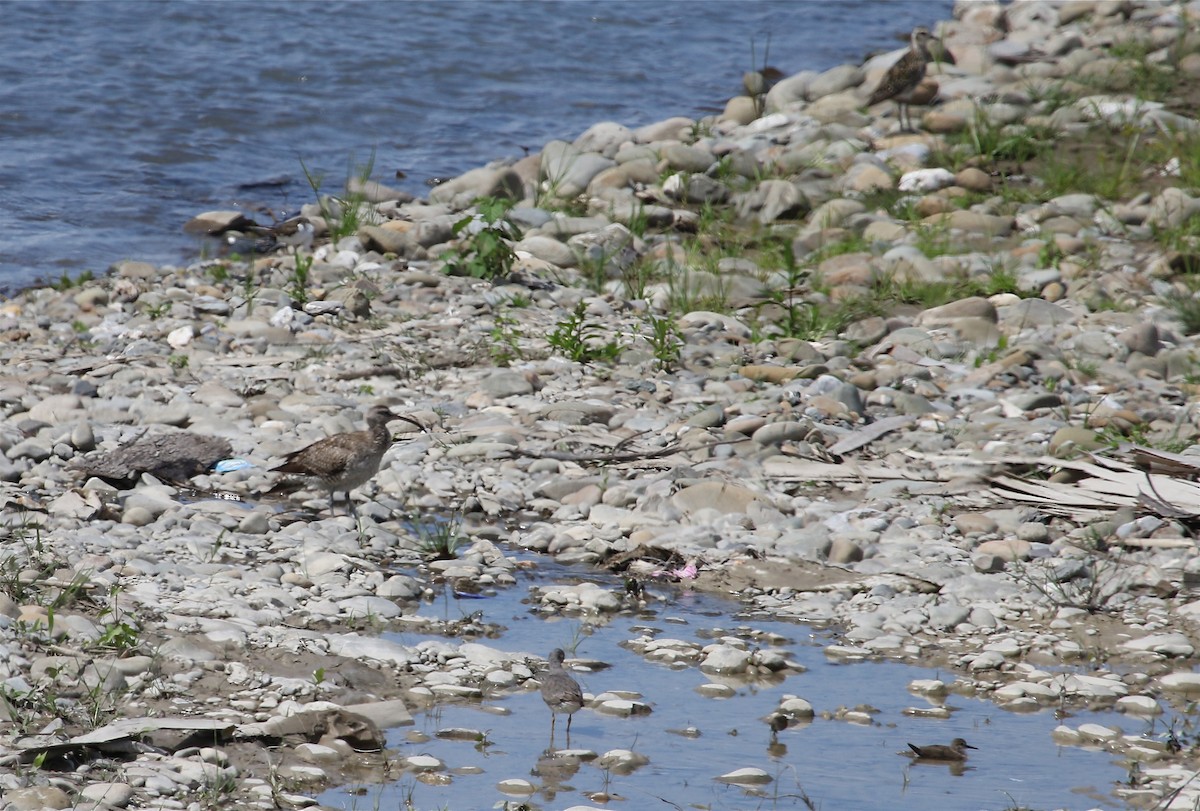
[[317, 556, 1146, 811], [4, 0, 952, 290]]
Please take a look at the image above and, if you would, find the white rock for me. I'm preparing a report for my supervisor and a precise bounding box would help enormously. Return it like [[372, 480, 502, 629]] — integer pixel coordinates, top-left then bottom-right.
[[594, 697, 651, 717], [406, 754, 444, 771], [596, 748, 649, 773], [1116, 695, 1162, 715], [497, 778, 536, 795], [695, 683, 735, 698], [898, 168, 955, 192], [80, 783, 135, 807], [339, 596, 402, 620], [908, 679, 948, 696], [294, 743, 341, 763], [166, 325, 194, 348], [1121, 633, 1194, 657], [1076, 723, 1119, 743], [1158, 672, 1200, 694], [779, 697, 814, 718], [1051, 725, 1082, 744], [700, 644, 751, 674], [717, 767, 773, 785]]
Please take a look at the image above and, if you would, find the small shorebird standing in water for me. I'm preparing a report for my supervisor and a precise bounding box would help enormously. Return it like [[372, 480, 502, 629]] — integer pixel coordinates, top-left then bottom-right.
[[540, 648, 584, 747], [868, 26, 936, 132], [271, 405, 420, 515], [906, 737, 977, 761]]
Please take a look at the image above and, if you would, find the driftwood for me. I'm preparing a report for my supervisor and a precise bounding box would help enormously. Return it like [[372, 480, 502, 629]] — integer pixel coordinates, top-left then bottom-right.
[[73, 431, 232, 486]]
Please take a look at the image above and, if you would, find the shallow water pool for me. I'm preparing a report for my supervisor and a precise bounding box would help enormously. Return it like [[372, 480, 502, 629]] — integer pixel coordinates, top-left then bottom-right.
[[319, 556, 1152, 811]]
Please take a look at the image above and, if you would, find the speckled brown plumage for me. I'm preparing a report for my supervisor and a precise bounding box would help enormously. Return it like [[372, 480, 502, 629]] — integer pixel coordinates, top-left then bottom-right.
[[540, 648, 584, 744], [868, 27, 935, 132], [907, 737, 977, 761], [272, 405, 417, 514]]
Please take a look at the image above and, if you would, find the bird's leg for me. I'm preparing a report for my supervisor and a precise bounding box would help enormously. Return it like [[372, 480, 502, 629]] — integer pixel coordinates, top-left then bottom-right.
[[566, 713, 573, 746]]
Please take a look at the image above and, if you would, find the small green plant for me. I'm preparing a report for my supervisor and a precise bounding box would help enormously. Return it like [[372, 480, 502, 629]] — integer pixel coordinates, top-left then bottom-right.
[[1037, 123, 1143, 200], [301, 149, 379, 241], [911, 219, 957, 258], [619, 256, 660, 301], [168, 353, 189, 371], [1022, 79, 1077, 114], [288, 253, 312, 306], [548, 302, 623, 364], [207, 263, 230, 284], [1104, 38, 1176, 99], [645, 314, 683, 372], [96, 615, 140, 653], [51, 270, 94, 291], [144, 301, 172, 320], [443, 196, 521, 280], [626, 200, 650, 238], [1153, 216, 1200, 273], [94, 585, 140, 654], [239, 271, 260, 314], [807, 232, 871, 262], [489, 307, 524, 367], [414, 514, 467, 561], [1037, 238, 1064, 269], [1162, 287, 1200, 335]]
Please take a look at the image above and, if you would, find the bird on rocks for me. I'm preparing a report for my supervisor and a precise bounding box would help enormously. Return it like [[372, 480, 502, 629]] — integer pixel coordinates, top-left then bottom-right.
[[250, 215, 315, 253], [868, 26, 936, 132], [540, 648, 584, 746], [906, 737, 977, 761], [271, 405, 420, 515]]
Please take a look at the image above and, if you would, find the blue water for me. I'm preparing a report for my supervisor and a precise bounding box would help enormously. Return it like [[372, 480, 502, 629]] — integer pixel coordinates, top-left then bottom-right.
[[1, 0, 952, 291]]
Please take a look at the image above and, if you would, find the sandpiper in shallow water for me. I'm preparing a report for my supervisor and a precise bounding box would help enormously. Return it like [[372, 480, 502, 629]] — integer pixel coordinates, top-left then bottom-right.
[[906, 737, 977, 761], [540, 648, 584, 745], [271, 405, 418, 514], [868, 26, 935, 132]]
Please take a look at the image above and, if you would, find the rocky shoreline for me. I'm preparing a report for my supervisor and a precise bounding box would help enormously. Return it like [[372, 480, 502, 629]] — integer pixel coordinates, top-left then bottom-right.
[[6, 0, 1200, 808]]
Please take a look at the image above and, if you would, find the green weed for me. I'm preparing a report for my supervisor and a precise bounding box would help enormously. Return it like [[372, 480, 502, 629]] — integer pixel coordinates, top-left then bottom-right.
[[301, 149, 379, 241], [489, 307, 524, 367], [414, 514, 467, 561], [443, 196, 521, 281], [645, 314, 683, 371], [143, 301, 172, 320], [548, 302, 623, 363], [51, 270, 95, 291], [1163, 286, 1200, 335], [288, 253, 312, 306]]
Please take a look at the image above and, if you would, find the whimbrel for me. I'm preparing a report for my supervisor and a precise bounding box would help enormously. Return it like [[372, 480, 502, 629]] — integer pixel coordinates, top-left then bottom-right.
[[906, 737, 977, 761], [868, 26, 936, 132], [271, 405, 418, 514], [540, 648, 584, 745]]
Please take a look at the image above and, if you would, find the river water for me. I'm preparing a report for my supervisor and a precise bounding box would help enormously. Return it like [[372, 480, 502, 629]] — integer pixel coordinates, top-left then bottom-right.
[[3, 0, 952, 291]]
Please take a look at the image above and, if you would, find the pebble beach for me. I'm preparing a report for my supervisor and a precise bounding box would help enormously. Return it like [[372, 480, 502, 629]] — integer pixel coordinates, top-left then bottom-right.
[[7, 1, 1200, 809]]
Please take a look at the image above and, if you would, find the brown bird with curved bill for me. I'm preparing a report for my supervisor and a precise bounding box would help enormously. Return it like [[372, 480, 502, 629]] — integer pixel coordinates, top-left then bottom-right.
[[868, 26, 936, 132], [540, 648, 584, 746], [907, 737, 977, 761], [271, 405, 421, 515]]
